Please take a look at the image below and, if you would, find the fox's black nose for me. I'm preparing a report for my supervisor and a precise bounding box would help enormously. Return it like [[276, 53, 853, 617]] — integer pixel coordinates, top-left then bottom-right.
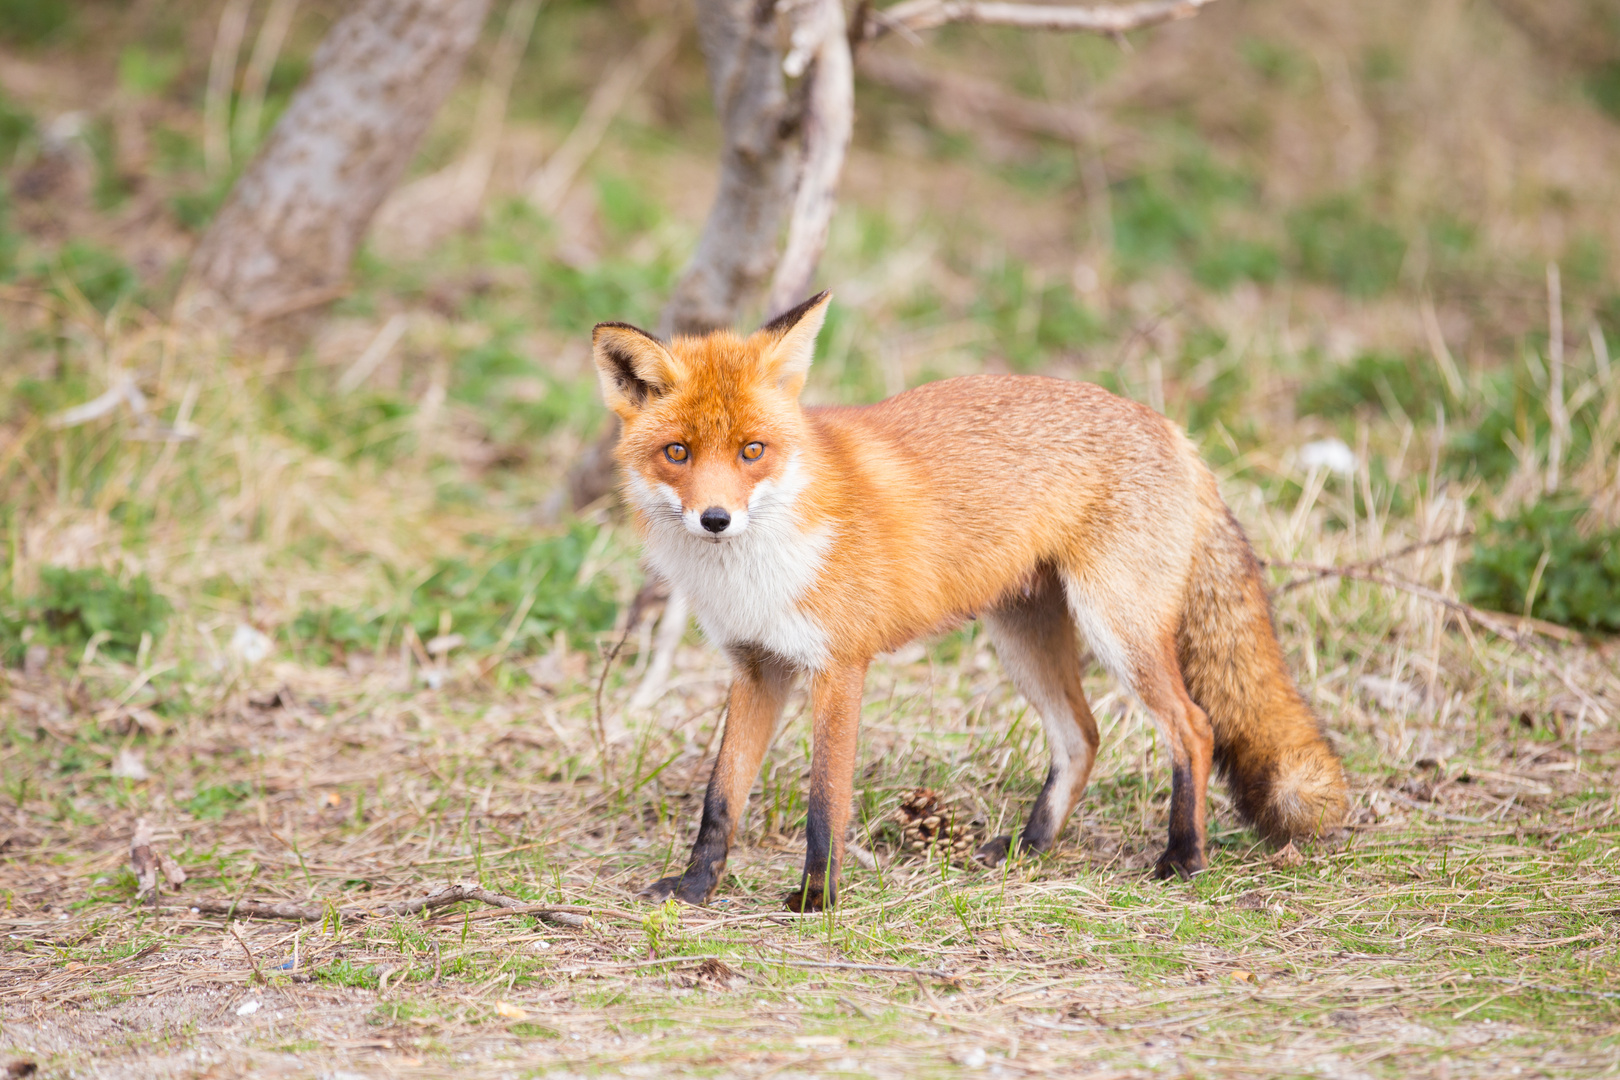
[[700, 507, 731, 534]]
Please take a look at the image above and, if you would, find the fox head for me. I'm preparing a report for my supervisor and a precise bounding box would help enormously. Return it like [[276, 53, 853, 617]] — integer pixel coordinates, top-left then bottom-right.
[[591, 291, 830, 541]]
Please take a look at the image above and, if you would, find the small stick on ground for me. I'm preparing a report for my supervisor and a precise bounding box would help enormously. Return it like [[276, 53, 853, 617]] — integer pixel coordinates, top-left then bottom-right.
[[227, 921, 267, 985], [593, 615, 640, 783], [598, 953, 960, 983]]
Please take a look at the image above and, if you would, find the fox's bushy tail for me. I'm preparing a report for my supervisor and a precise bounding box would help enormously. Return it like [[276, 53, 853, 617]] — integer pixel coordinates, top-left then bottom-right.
[[1178, 509, 1348, 842]]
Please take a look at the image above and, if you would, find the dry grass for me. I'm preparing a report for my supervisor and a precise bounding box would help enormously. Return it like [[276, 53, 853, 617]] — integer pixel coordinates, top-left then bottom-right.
[[3, 0, 1620, 1076], [0, 602, 1616, 1078]]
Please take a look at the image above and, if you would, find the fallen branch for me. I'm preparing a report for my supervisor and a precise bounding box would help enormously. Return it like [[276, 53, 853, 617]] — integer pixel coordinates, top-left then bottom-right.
[[859, 0, 1216, 40], [164, 881, 602, 927]]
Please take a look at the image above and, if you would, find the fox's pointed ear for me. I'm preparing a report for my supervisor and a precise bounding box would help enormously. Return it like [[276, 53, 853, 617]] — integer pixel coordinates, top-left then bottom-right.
[[756, 290, 831, 397], [592, 322, 678, 418]]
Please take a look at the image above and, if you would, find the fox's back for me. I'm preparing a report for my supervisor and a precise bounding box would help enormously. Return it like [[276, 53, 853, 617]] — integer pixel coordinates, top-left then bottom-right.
[[809, 374, 1204, 528], [796, 375, 1218, 653]]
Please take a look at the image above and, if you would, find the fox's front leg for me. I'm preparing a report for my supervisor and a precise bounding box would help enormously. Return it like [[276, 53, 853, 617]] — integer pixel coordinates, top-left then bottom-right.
[[640, 649, 793, 905], [785, 658, 869, 912]]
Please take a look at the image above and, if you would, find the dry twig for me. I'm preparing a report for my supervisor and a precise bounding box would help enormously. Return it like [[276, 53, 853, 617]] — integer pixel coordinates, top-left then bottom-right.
[[603, 954, 959, 982], [425, 901, 645, 926], [227, 921, 267, 985]]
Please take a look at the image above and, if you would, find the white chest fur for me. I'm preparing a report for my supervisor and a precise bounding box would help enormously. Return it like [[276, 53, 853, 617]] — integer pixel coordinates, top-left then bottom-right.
[[627, 456, 833, 671]]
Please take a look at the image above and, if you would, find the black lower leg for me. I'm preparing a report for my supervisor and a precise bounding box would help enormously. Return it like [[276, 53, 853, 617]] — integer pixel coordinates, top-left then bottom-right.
[[641, 790, 735, 904], [786, 801, 837, 912], [1017, 763, 1067, 854], [978, 764, 1069, 867], [1154, 761, 1205, 879]]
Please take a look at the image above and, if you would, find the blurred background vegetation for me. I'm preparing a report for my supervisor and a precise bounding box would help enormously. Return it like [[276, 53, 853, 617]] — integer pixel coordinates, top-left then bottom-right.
[[1, 0, 1618, 683]]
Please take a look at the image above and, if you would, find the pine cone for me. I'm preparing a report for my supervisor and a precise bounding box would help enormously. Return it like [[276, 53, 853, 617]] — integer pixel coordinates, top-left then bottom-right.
[[893, 788, 980, 862]]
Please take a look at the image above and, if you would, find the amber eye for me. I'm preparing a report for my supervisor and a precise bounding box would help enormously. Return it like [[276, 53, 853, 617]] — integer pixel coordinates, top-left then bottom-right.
[[742, 442, 765, 461], [665, 443, 689, 463]]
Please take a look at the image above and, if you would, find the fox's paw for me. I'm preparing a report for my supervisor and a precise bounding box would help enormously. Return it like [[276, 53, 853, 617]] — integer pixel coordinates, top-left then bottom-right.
[[1152, 847, 1207, 881], [637, 875, 709, 906], [637, 875, 682, 902], [783, 882, 834, 912], [973, 835, 1013, 868]]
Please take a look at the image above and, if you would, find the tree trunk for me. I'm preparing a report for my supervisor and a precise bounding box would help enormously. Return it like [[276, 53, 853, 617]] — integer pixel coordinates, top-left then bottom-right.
[[183, 0, 492, 324], [658, 0, 801, 337]]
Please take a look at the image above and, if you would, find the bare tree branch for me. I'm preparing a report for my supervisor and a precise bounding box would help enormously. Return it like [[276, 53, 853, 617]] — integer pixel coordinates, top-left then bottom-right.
[[858, 0, 1218, 40], [764, 0, 855, 318]]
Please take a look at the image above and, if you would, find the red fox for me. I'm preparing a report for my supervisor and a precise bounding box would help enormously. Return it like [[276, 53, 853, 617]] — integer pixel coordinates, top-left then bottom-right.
[[593, 292, 1347, 911]]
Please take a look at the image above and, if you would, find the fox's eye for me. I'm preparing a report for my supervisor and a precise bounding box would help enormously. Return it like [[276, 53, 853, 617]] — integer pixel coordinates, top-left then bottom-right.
[[664, 443, 689, 463], [742, 442, 764, 461]]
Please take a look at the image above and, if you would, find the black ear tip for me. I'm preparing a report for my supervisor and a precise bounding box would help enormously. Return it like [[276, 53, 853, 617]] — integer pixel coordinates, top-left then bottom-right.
[[760, 290, 834, 336]]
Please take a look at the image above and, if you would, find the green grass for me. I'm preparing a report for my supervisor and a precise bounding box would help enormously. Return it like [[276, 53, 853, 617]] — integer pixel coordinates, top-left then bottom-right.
[[1, 566, 172, 665], [1464, 500, 1620, 634]]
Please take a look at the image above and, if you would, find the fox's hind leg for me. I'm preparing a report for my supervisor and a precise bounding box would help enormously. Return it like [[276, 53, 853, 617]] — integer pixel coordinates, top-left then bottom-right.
[[974, 566, 1101, 868], [1065, 579, 1215, 880]]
